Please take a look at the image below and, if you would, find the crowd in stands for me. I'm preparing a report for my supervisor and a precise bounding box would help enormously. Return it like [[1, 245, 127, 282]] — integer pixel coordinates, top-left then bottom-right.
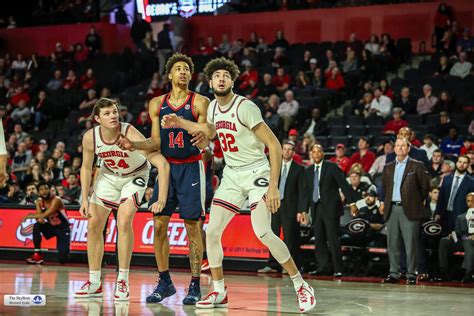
[[1, 2, 474, 282], [1, 0, 99, 28]]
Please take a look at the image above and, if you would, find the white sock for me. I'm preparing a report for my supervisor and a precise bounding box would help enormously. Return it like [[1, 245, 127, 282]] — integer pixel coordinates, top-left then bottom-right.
[[290, 272, 305, 291], [213, 279, 225, 293], [118, 269, 129, 282], [89, 270, 101, 284]]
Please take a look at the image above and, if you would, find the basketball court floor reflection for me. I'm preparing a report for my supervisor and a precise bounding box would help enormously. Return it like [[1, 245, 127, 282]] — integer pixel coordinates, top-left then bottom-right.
[[0, 263, 473, 315]]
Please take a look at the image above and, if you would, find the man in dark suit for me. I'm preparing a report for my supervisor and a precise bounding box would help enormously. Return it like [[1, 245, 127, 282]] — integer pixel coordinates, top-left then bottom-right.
[[386, 127, 430, 169], [258, 141, 305, 273], [435, 155, 474, 234], [435, 192, 474, 283], [382, 138, 431, 285], [302, 144, 356, 277]]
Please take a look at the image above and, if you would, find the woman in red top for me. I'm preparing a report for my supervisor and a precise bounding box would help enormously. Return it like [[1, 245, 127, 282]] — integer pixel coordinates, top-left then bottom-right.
[[80, 68, 97, 90], [63, 70, 78, 90], [380, 79, 394, 100], [325, 67, 345, 91]]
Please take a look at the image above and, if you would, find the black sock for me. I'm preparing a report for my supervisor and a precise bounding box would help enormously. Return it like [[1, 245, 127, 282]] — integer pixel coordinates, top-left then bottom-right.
[[202, 252, 207, 260], [159, 270, 171, 284], [190, 276, 200, 288]]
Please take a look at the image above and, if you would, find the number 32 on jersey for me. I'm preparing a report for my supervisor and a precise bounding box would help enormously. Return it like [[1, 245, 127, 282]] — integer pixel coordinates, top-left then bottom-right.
[[218, 133, 238, 152]]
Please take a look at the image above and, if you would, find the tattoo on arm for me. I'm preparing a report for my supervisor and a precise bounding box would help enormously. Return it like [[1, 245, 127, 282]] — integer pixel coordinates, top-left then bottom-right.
[[188, 240, 203, 277], [131, 138, 158, 151]]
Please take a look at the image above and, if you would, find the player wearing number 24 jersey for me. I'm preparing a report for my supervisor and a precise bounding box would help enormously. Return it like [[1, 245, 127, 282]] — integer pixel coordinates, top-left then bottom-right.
[[74, 98, 170, 302]]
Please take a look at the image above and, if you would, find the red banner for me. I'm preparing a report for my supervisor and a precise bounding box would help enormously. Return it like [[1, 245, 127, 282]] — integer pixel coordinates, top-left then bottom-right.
[[0, 208, 269, 259]]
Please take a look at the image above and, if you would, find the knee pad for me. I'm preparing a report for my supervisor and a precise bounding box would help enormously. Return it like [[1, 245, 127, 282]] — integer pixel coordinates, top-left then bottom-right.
[[258, 231, 291, 264]]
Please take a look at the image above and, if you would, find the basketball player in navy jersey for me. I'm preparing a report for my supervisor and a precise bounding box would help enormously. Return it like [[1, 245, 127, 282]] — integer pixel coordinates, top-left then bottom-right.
[[117, 54, 210, 305]]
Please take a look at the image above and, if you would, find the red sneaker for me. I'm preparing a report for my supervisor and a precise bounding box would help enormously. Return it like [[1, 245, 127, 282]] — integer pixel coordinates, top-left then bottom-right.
[[114, 279, 130, 301], [201, 259, 210, 272], [296, 282, 317, 313], [26, 252, 44, 264], [75, 280, 103, 298], [196, 287, 228, 309]]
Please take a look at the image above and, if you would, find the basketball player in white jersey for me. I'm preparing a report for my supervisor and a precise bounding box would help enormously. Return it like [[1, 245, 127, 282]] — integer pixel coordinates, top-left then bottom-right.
[[161, 58, 316, 313], [0, 117, 7, 185], [75, 98, 170, 301]]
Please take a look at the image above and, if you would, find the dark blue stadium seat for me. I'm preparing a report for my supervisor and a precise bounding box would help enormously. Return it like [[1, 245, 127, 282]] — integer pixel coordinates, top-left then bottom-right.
[[329, 136, 350, 147], [374, 135, 393, 146], [347, 115, 365, 126], [405, 114, 423, 126], [327, 116, 346, 127], [316, 136, 329, 147], [365, 115, 385, 126], [329, 125, 347, 136], [348, 125, 366, 137]]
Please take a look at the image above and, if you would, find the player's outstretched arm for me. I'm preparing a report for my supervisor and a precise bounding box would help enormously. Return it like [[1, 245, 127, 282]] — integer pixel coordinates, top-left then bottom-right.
[[79, 129, 95, 218], [117, 97, 162, 151], [192, 94, 211, 149], [253, 122, 282, 214], [122, 124, 170, 213], [162, 114, 216, 140], [147, 152, 170, 214]]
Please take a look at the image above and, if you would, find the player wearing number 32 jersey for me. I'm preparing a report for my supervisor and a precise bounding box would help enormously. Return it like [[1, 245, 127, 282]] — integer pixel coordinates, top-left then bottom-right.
[[161, 57, 316, 313], [74, 98, 170, 302]]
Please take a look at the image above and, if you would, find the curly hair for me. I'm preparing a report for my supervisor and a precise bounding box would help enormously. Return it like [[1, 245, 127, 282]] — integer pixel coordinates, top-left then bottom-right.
[[203, 57, 240, 81], [165, 53, 194, 75]]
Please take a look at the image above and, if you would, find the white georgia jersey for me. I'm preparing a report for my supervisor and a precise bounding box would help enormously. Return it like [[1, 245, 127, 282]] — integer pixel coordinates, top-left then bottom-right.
[[93, 122, 150, 175], [208, 94, 267, 168], [0, 118, 7, 155]]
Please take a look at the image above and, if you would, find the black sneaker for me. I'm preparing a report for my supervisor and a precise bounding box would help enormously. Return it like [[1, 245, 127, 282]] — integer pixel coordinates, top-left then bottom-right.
[[382, 275, 400, 284], [146, 280, 176, 303], [183, 282, 201, 305]]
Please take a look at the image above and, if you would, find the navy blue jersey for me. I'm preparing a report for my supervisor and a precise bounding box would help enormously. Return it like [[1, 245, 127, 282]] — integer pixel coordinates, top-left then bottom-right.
[[159, 92, 201, 160]]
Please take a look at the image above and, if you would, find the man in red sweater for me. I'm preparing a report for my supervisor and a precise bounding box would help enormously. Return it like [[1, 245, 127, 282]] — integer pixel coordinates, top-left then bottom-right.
[[383, 107, 408, 134], [272, 67, 291, 93], [349, 136, 376, 172], [329, 144, 351, 174]]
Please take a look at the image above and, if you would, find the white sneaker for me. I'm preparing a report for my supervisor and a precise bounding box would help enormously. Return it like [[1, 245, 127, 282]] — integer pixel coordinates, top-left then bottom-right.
[[75, 280, 103, 298], [196, 288, 228, 309], [296, 282, 316, 313], [114, 279, 130, 301]]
